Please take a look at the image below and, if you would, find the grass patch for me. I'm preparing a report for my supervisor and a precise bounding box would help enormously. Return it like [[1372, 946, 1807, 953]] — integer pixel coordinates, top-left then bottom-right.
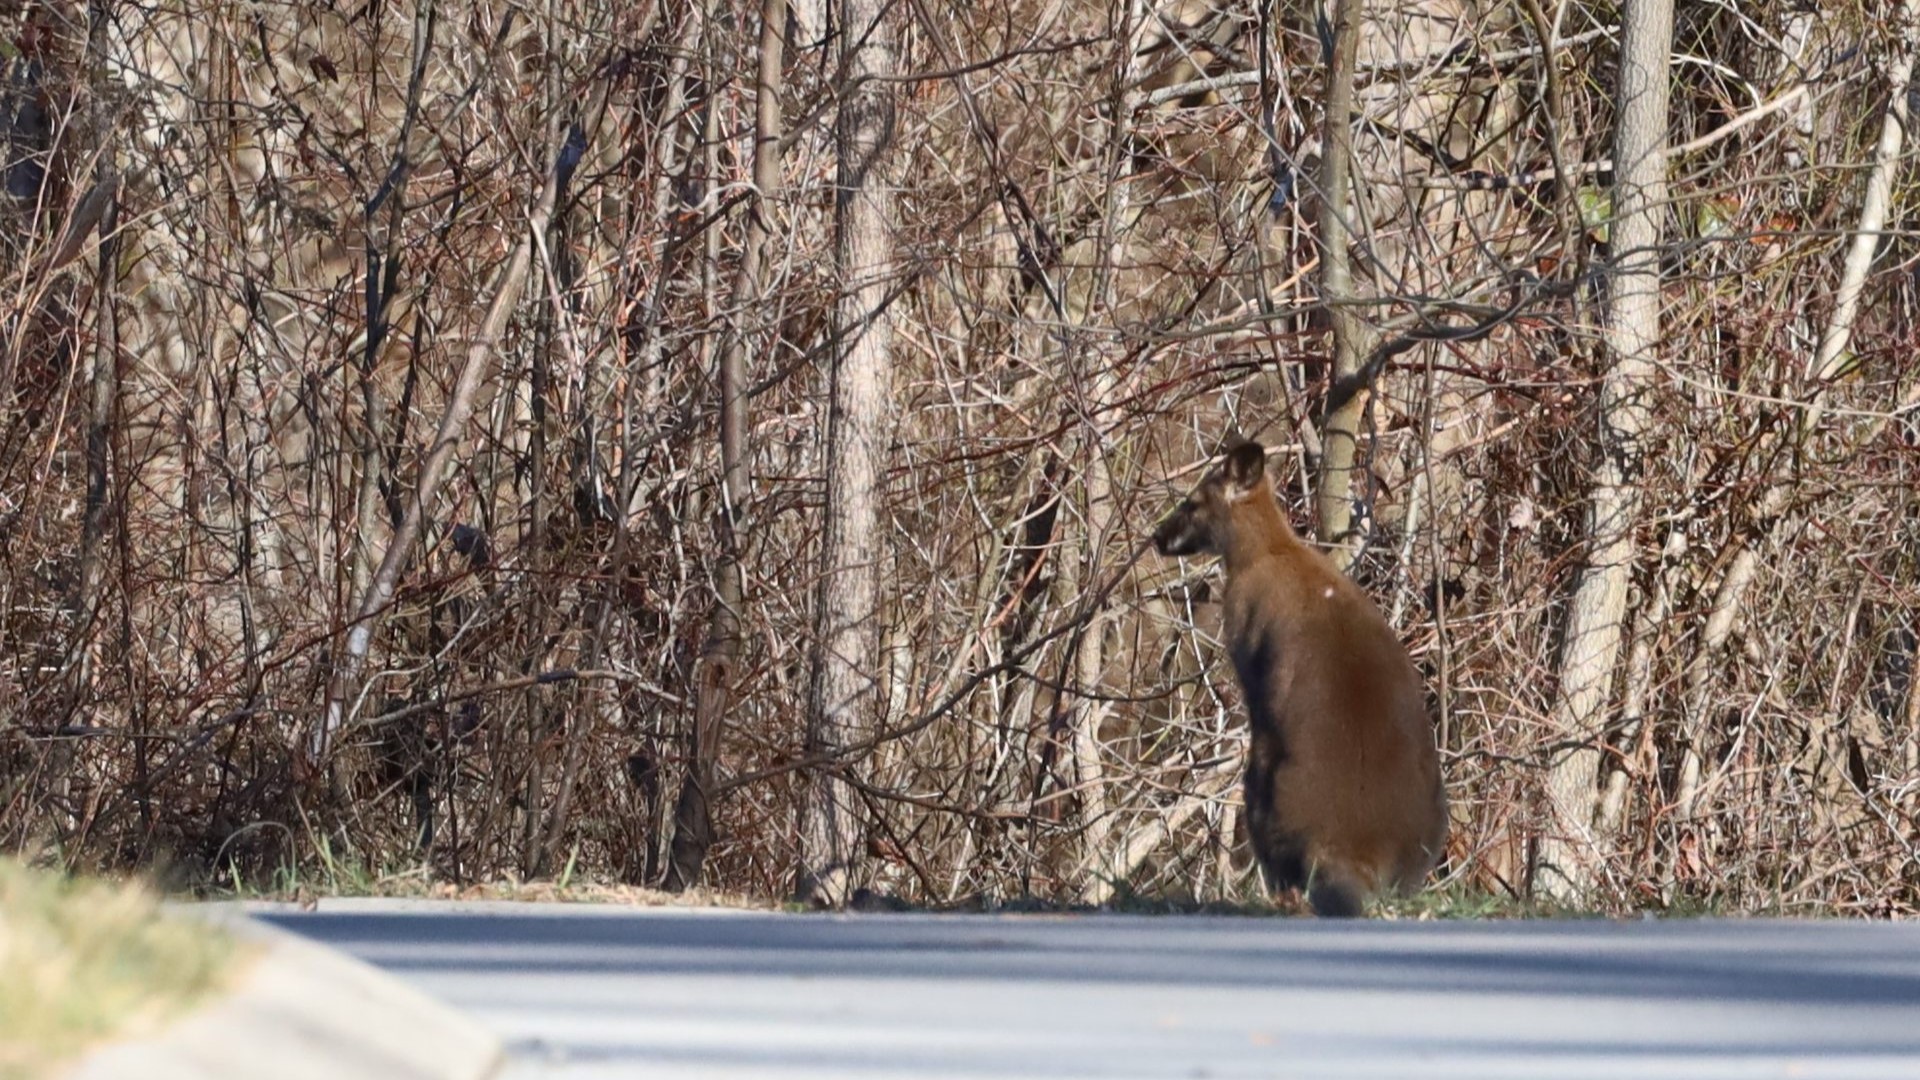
[[0, 859, 245, 1080], [207, 856, 772, 911], [1375, 880, 1604, 920]]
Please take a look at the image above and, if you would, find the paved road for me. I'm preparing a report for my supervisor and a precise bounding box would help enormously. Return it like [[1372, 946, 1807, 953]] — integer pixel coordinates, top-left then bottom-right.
[[261, 900, 1920, 1080]]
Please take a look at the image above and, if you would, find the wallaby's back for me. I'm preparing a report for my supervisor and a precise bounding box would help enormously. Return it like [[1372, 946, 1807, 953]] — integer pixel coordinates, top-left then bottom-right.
[[1153, 441, 1446, 916]]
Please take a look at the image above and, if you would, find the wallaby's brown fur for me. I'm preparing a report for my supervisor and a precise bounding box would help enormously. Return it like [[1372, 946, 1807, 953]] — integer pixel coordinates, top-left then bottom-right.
[[1153, 441, 1447, 917]]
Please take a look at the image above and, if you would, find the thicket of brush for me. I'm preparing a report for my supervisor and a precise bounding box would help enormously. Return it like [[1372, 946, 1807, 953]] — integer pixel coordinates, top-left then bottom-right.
[[2, 0, 1915, 913]]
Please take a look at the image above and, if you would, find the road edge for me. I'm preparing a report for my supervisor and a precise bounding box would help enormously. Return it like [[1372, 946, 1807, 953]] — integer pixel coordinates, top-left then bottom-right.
[[67, 903, 503, 1080]]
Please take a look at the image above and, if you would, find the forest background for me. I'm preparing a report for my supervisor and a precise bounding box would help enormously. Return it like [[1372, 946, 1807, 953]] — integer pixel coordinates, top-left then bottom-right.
[[2, 0, 1916, 914]]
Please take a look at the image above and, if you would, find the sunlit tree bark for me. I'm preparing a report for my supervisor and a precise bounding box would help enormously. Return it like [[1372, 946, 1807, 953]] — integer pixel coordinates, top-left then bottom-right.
[[1312, 0, 1374, 570], [801, 0, 897, 905], [1538, 0, 1673, 900]]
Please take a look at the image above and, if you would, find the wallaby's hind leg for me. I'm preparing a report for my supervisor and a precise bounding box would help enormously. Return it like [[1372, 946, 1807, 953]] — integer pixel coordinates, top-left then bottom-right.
[[1306, 868, 1365, 918], [1254, 841, 1308, 896], [1256, 843, 1366, 917]]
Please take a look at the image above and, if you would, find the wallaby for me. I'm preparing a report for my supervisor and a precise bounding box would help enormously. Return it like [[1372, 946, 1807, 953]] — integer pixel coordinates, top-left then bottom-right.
[[1153, 441, 1447, 916]]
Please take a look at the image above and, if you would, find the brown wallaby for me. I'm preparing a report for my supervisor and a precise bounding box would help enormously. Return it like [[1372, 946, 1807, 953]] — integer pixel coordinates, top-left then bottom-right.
[[1152, 440, 1446, 916]]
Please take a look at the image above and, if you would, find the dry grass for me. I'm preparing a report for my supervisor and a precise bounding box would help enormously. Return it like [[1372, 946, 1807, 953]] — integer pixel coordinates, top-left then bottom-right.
[[0, 860, 244, 1080], [215, 865, 776, 911]]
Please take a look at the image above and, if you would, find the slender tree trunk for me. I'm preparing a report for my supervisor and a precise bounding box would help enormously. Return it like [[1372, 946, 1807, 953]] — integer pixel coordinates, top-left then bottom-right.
[[1313, 0, 1375, 569], [317, 148, 561, 762], [1068, 474, 1115, 893], [65, 0, 123, 835], [567, 1, 696, 882], [74, 1, 120, 701], [801, 0, 896, 906], [1070, 0, 1147, 904], [1598, 543, 1679, 835], [1803, 4, 1917, 437], [1675, 0, 1918, 821], [1536, 0, 1672, 901], [666, 0, 784, 891]]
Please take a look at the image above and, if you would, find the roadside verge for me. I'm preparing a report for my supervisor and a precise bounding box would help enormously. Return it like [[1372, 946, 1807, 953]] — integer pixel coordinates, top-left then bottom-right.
[[69, 905, 501, 1080]]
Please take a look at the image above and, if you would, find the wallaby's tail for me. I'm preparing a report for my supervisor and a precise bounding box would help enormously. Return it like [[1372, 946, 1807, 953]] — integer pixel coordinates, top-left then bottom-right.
[[1306, 863, 1368, 918]]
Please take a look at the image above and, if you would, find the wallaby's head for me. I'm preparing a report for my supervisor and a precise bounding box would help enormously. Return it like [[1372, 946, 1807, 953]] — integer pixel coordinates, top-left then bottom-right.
[[1152, 441, 1268, 558]]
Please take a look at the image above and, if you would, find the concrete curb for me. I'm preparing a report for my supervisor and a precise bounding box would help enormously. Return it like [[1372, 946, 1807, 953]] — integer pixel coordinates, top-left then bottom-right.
[[69, 904, 502, 1080]]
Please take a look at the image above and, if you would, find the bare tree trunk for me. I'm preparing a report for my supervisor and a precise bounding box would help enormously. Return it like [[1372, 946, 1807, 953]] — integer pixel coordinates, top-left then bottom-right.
[[1676, 2, 1917, 819], [73, 2, 120, 704], [1313, 0, 1375, 569], [1802, 3, 1917, 437], [801, 0, 896, 906], [1536, 0, 1672, 902], [1598, 539, 1680, 835], [316, 147, 562, 762], [1068, 476, 1115, 893], [1066, 0, 1147, 906], [572, 1, 698, 883], [666, 0, 785, 891], [64, 0, 123, 834]]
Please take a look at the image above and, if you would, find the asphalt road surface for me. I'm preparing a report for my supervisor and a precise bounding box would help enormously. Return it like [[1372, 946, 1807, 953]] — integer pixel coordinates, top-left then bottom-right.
[[261, 900, 1920, 1080]]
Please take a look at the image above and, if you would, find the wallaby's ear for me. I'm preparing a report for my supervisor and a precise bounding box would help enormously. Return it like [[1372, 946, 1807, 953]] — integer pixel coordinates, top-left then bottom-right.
[[1223, 441, 1266, 489]]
